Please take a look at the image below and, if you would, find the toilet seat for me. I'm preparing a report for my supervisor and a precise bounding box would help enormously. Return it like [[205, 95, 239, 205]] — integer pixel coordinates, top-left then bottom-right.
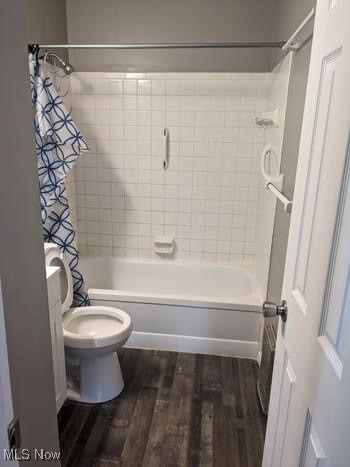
[[63, 306, 132, 350], [44, 243, 73, 312]]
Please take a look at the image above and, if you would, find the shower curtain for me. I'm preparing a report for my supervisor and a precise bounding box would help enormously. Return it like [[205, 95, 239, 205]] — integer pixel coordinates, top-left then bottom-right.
[[29, 50, 90, 306]]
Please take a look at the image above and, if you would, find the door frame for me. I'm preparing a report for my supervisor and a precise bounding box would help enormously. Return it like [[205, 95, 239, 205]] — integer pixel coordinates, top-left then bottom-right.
[[0, 0, 61, 463], [0, 279, 18, 466]]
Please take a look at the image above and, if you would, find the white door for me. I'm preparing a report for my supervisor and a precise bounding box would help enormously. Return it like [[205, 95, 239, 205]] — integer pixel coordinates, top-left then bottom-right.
[[263, 0, 350, 466]]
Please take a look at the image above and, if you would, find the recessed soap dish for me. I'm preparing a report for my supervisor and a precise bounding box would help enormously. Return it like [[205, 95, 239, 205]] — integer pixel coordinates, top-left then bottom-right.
[[255, 108, 279, 127], [153, 236, 175, 255]]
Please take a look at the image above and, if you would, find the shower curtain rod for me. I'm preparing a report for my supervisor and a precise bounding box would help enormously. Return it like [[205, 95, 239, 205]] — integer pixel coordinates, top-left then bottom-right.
[[32, 9, 316, 52], [32, 42, 286, 50]]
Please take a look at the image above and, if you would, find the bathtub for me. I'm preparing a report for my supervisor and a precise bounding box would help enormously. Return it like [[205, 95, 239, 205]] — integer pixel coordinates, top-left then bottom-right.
[[79, 256, 264, 360]]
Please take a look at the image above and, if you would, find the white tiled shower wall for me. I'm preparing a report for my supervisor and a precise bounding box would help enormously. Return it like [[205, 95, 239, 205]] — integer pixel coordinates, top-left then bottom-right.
[[70, 72, 272, 263], [65, 65, 291, 294], [255, 55, 292, 293]]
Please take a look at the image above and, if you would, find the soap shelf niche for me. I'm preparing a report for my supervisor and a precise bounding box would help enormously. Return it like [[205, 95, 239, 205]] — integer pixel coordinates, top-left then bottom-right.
[[255, 108, 279, 127], [153, 236, 175, 255]]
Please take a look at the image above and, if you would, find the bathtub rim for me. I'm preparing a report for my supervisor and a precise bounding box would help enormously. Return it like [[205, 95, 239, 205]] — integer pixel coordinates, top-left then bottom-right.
[[80, 254, 260, 275], [81, 254, 264, 311], [88, 288, 262, 313]]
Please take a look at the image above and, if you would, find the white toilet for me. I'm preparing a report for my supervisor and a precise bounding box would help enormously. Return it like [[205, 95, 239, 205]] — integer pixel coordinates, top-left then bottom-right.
[[44, 243, 132, 404]]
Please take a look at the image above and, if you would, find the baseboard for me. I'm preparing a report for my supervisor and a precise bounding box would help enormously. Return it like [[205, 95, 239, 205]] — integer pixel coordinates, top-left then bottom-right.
[[125, 331, 259, 360]]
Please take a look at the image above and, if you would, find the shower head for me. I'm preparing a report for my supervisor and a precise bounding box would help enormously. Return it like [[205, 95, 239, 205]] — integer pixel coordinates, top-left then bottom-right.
[[45, 52, 74, 75], [62, 61, 74, 75]]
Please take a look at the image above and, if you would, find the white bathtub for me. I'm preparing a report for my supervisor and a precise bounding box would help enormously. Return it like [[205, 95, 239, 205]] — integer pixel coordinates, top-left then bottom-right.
[[79, 256, 264, 360]]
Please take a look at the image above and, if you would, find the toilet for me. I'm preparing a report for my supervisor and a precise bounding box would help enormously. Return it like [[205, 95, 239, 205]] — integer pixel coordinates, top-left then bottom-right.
[[44, 243, 132, 404]]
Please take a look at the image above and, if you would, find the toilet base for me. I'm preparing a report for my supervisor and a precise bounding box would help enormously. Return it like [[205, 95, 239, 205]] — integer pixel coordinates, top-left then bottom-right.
[[67, 351, 124, 404]]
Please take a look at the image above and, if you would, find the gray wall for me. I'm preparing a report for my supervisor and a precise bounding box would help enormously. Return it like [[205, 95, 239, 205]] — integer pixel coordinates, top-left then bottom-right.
[[271, 0, 315, 67], [25, 0, 67, 44], [274, 0, 315, 41], [66, 0, 276, 72], [267, 0, 315, 301], [0, 0, 63, 463], [25, 0, 68, 60]]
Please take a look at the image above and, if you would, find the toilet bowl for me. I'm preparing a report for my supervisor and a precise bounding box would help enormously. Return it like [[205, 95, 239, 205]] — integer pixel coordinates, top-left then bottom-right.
[[44, 243, 133, 403]]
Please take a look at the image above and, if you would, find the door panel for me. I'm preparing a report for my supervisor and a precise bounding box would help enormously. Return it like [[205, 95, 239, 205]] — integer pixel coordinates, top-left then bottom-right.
[[319, 146, 350, 375], [299, 412, 326, 467], [293, 47, 343, 299], [263, 0, 350, 465], [270, 354, 296, 467]]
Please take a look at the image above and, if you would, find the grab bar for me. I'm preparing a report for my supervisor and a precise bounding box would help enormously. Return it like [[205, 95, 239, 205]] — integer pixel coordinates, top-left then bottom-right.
[[266, 182, 293, 212], [163, 127, 169, 169]]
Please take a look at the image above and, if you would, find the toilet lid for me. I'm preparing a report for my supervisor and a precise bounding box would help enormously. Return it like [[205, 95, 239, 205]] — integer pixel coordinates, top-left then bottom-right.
[[44, 243, 73, 312]]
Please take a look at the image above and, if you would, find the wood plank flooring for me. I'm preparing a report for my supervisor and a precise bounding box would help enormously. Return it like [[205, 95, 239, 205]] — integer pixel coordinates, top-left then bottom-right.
[[58, 349, 266, 467]]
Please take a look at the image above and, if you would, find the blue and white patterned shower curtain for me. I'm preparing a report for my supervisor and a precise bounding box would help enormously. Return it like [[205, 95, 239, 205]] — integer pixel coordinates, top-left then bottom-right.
[[29, 51, 90, 306]]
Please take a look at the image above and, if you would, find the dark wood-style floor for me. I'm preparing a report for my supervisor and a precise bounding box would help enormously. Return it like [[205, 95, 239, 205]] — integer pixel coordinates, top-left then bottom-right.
[[58, 349, 266, 467]]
